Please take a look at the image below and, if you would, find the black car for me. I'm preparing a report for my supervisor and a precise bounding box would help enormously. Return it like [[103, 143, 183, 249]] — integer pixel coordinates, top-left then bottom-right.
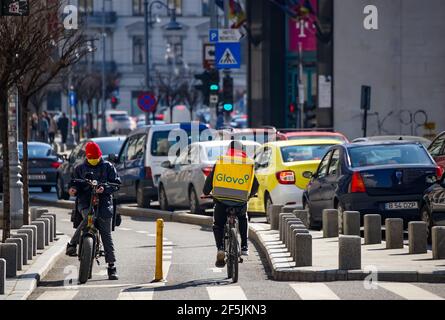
[[56, 136, 125, 200], [302, 142, 440, 230], [422, 175, 445, 241], [0, 142, 63, 193]]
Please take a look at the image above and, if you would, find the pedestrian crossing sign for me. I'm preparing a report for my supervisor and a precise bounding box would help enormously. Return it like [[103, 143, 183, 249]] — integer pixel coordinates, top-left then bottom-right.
[[215, 42, 241, 69]]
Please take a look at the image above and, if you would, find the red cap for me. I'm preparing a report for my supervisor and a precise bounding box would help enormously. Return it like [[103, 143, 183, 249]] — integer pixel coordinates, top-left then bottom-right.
[[85, 142, 102, 159]]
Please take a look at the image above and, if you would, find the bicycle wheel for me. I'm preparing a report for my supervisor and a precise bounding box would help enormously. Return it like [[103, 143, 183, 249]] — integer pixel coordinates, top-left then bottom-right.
[[78, 236, 94, 284], [225, 226, 233, 279], [230, 228, 239, 283]]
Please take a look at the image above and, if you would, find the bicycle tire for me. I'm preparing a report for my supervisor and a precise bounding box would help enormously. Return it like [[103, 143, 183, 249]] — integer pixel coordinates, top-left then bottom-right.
[[230, 228, 239, 283], [226, 226, 233, 279], [78, 236, 94, 284]]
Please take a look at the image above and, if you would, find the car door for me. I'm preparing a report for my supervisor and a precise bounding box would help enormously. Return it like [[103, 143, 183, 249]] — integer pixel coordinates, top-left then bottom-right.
[[307, 150, 333, 214], [165, 147, 190, 206], [62, 143, 82, 188], [429, 134, 445, 169], [321, 148, 341, 209], [115, 138, 131, 199], [253, 147, 273, 212], [125, 134, 146, 199]]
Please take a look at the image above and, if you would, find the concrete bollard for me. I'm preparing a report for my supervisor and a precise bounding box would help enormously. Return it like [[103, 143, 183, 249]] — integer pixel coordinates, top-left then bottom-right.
[[11, 234, 28, 265], [16, 229, 33, 261], [294, 233, 312, 267], [364, 214, 382, 245], [36, 218, 51, 246], [408, 221, 427, 254], [432, 227, 445, 260], [282, 204, 301, 213], [283, 217, 301, 243], [287, 224, 306, 249], [279, 213, 296, 241], [5, 238, 23, 271], [31, 207, 48, 221], [0, 243, 18, 278], [385, 218, 404, 249], [338, 235, 361, 270], [291, 228, 310, 259], [293, 210, 309, 228], [269, 205, 284, 230], [42, 213, 57, 239], [0, 258, 5, 294], [20, 225, 37, 256], [343, 211, 361, 236], [31, 221, 46, 250], [322, 209, 339, 238], [41, 215, 55, 242]]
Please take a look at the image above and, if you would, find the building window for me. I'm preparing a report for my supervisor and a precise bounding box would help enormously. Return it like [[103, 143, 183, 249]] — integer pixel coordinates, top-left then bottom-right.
[[167, 0, 182, 16], [47, 91, 62, 111], [78, 0, 93, 15], [202, 0, 210, 16], [133, 0, 143, 16], [165, 36, 183, 63], [133, 37, 145, 65]]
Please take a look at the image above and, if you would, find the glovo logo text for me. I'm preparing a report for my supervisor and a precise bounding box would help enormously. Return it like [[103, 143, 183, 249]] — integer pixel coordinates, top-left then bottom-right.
[[216, 174, 250, 185]]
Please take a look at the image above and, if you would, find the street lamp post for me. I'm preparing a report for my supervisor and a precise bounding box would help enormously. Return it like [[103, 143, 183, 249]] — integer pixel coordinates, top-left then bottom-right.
[[144, 0, 182, 125], [101, 0, 108, 137]]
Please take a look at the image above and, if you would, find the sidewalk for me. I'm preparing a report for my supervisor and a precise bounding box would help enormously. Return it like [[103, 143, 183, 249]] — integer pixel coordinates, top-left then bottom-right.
[[249, 223, 445, 283]]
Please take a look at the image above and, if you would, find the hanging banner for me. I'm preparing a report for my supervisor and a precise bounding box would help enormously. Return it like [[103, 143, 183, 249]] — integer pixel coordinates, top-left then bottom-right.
[[288, 0, 318, 52]]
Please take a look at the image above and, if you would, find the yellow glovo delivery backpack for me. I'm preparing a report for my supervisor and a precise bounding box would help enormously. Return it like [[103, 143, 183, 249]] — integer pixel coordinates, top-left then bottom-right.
[[212, 155, 255, 203]]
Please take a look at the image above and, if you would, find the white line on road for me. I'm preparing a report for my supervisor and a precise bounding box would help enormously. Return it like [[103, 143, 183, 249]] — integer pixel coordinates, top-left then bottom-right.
[[117, 290, 154, 300], [37, 290, 79, 300], [289, 283, 340, 300], [61, 219, 71, 222], [377, 282, 444, 300], [209, 268, 223, 273], [206, 286, 247, 300], [117, 228, 133, 231], [136, 230, 149, 234]]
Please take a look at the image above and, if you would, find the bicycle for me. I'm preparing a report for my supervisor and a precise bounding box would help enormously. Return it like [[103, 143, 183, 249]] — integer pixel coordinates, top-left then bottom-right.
[[72, 177, 119, 284]]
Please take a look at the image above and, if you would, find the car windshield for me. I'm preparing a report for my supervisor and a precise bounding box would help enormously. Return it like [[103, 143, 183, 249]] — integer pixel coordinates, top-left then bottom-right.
[[204, 144, 258, 161], [288, 135, 346, 143], [96, 139, 125, 156], [110, 114, 129, 121], [18, 144, 55, 158], [280, 144, 333, 162], [349, 144, 433, 168]]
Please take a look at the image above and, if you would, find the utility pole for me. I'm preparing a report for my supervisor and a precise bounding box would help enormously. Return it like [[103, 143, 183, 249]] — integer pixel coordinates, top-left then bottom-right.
[[298, 41, 305, 129], [144, 0, 151, 125], [101, 0, 107, 136], [223, 0, 231, 126]]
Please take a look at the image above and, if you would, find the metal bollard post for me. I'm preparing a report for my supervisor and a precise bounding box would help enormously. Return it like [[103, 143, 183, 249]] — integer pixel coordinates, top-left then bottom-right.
[[154, 219, 164, 282]]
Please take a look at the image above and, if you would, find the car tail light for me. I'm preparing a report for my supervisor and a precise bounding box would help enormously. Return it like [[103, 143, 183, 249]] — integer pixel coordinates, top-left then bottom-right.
[[145, 166, 153, 180], [276, 170, 295, 185], [107, 116, 113, 123], [51, 162, 61, 169], [436, 166, 444, 180], [350, 171, 366, 193], [202, 166, 213, 177]]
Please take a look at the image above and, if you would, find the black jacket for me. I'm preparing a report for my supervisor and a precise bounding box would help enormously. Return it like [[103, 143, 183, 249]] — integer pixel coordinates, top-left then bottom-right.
[[203, 164, 259, 207], [69, 159, 121, 219]]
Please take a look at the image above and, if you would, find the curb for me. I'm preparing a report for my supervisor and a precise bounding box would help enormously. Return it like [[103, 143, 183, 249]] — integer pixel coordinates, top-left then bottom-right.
[[0, 235, 70, 300], [249, 223, 445, 283]]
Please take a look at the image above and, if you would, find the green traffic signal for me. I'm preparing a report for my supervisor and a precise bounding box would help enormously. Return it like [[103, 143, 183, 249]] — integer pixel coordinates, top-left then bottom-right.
[[223, 104, 233, 112], [210, 84, 219, 91]]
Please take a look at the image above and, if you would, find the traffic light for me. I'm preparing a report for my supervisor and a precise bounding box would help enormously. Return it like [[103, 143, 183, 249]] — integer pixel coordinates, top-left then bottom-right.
[[111, 95, 119, 108], [287, 103, 297, 128], [222, 74, 234, 113], [194, 71, 211, 105], [304, 106, 317, 128]]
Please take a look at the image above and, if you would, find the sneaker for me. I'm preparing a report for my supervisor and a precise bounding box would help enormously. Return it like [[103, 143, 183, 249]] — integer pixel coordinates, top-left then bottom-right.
[[241, 246, 249, 256], [65, 243, 77, 257], [107, 266, 119, 280], [215, 250, 226, 268]]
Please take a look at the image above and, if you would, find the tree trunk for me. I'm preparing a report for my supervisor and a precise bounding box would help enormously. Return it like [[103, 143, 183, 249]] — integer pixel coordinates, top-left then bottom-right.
[[0, 90, 11, 242], [20, 95, 30, 226]]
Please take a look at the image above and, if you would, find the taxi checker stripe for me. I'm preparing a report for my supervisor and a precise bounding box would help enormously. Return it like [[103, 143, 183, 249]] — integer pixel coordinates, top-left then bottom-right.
[[213, 187, 249, 201]]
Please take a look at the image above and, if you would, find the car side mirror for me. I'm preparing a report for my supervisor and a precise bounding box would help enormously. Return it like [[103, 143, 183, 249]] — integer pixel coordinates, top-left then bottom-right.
[[108, 154, 118, 163], [161, 160, 173, 169], [302, 171, 314, 179]]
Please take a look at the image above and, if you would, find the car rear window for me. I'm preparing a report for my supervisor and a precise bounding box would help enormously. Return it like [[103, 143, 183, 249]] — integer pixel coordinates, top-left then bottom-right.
[[288, 135, 346, 143], [18, 144, 56, 158], [205, 144, 258, 162], [151, 131, 173, 156], [349, 144, 433, 168], [95, 139, 125, 156], [110, 114, 129, 121], [280, 145, 333, 162]]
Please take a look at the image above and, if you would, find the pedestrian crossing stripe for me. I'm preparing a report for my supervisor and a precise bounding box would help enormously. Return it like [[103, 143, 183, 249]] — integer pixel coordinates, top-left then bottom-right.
[[218, 48, 238, 65]]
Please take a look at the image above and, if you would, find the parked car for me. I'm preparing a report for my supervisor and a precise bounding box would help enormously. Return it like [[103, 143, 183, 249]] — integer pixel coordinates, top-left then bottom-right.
[[428, 131, 445, 169], [158, 140, 261, 213], [277, 130, 349, 143], [352, 135, 431, 148], [0, 142, 63, 193], [97, 110, 132, 135], [111, 123, 209, 208], [136, 114, 166, 128], [303, 142, 441, 230], [247, 139, 342, 218], [230, 114, 248, 128], [56, 136, 125, 200], [219, 127, 278, 144], [422, 172, 445, 241]]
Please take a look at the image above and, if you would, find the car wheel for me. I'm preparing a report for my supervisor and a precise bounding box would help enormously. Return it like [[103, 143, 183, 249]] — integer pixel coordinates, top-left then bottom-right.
[[42, 186, 52, 193], [265, 193, 272, 224], [159, 185, 171, 211], [189, 186, 204, 215], [136, 183, 150, 208], [304, 200, 316, 230], [56, 176, 70, 200], [336, 202, 345, 235], [421, 205, 432, 243]]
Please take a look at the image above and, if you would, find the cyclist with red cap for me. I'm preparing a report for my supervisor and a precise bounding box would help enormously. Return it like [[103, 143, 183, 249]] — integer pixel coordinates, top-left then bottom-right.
[[203, 140, 259, 268], [66, 141, 121, 280]]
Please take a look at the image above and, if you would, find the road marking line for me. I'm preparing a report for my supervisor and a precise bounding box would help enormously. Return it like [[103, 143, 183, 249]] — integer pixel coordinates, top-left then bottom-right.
[[377, 282, 444, 300], [209, 268, 223, 273], [147, 234, 156, 237], [61, 219, 71, 222], [117, 227, 132, 231], [164, 241, 173, 246], [37, 290, 79, 300], [117, 290, 154, 300], [206, 286, 247, 300], [136, 230, 149, 234], [289, 283, 340, 300], [93, 269, 108, 277], [163, 261, 171, 279]]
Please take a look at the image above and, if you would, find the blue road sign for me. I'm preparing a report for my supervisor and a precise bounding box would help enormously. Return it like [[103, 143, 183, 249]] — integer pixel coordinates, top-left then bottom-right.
[[137, 92, 157, 113], [215, 42, 241, 69], [69, 91, 77, 107], [209, 29, 219, 43]]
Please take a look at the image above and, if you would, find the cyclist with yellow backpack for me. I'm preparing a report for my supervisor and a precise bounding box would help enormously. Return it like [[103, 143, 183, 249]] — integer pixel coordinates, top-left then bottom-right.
[[203, 140, 259, 268]]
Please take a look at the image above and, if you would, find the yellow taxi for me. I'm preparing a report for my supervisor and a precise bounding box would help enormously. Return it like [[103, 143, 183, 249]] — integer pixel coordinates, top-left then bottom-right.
[[248, 139, 342, 215]]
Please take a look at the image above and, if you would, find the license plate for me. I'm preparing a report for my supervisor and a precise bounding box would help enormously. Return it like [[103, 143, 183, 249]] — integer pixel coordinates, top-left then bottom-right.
[[29, 175, 46, 181], [385, 202, 418, 210]]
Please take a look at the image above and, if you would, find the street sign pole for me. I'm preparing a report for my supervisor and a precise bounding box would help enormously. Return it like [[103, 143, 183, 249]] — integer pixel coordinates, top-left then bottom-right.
[[223, 0, 232, 126]]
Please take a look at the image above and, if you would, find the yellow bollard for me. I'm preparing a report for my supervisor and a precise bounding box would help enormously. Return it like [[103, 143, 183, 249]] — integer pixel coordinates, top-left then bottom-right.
[[154, 218, 164, 282]]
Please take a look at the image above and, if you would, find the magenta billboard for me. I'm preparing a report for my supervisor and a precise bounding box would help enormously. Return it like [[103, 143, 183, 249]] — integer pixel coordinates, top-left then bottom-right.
[[288, 0, 318, 52]]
